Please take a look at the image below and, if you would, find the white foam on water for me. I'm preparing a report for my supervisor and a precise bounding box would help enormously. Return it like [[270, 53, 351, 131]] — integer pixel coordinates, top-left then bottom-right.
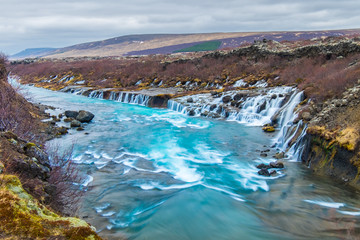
[[303, 200, 346, 209], [82, 175, 94, 187], [191, 143, 226, 164], [102, 211, 116, 217], [95, 203, 111, 213], [149, 143, 203, 183], [337, 210, 360, 216], [202, 184, 245, 202]]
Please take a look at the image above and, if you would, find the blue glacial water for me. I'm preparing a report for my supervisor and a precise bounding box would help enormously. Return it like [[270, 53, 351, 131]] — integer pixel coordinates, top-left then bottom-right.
[[23, 85, 360, 240]]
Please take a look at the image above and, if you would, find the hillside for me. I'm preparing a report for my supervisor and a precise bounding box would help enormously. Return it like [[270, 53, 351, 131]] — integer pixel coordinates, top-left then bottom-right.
[[11, 29, 360, 59], [10, 48, 57, 60]]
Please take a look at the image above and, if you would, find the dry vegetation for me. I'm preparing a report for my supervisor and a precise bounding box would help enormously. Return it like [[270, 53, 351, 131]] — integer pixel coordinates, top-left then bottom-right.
[[10, 35, 360, 102], [0, 54, 102, 239]]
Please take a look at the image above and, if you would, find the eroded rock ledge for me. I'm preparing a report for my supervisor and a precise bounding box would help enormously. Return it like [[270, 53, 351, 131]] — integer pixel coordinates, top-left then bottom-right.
[[302, 83, 360, 188]]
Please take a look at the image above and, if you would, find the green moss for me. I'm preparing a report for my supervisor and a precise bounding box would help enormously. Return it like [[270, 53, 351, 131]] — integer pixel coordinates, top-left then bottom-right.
[[25, 142, 37, 148], [0, 174, 101, 239]]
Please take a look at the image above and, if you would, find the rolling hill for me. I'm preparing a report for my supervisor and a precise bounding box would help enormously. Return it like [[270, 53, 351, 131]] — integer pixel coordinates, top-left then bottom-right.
[[11, 29, 360, 59]]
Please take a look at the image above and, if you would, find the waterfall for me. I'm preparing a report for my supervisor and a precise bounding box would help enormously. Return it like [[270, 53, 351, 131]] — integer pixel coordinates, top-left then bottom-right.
[[86, 90, 150, 106], [167, 86, 307, 161], [88, 90, 104, 99]]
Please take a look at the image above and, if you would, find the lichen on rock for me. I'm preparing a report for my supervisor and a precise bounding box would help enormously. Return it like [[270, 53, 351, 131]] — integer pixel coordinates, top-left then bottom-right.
[[0, 174, 101, 240]]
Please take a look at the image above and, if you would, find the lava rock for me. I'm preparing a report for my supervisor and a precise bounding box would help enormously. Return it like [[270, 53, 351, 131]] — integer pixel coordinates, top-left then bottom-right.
[[76, 110, 95, 123], [65, 110, 79, 119]]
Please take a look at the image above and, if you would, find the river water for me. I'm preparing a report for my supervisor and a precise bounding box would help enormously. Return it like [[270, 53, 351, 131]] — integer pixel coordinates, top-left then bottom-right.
[[24, 84, 360, 240]]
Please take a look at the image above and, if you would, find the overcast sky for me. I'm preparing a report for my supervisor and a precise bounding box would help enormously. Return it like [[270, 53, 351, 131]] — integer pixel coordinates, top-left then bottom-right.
[[1, 0, 359, 54]]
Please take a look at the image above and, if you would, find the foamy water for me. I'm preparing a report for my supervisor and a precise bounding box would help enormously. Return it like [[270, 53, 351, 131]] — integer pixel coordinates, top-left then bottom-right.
[[21, 83, 360, 240]]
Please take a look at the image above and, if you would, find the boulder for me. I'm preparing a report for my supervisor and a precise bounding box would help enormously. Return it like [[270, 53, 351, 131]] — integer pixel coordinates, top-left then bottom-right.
[[258, 169, 270, 176], [187, 97, 194, 103], [76, 110, 95, 123], [65, 110, 79, 119], [70, 120, 81, 128], [233, 93, 246, 101], [269, 161, 284, 168], [222, 95, 232, 103]]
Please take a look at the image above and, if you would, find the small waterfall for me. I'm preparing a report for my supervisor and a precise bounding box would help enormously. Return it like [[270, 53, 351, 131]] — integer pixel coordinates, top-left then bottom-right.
[[89, 90, 104, 99], [274, 91, 304, 148]]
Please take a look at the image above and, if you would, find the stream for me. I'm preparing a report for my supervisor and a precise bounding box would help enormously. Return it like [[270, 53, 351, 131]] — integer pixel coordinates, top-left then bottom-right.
[[22, 84, 360, 240]]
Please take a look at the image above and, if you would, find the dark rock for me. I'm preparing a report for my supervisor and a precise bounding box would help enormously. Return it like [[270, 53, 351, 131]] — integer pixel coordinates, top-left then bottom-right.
[[207, 112, 221, 118], [188, 109, 196, 116], [63, 117, 73, 122], [258, 169, 270, 176], [187, 97, 194, 103], [76, 110, 95, 123], [77, 127, 85, 131], [57, 127, 68, 135], [233, 93, 246, 101], [258, 101, 267, 112], [270, 161, 284, 168], [256, 163, 268, 169], [58, 113, 63, 119], [222, 95, 232, 103], [271, 94, 277, 99], [65, 110, 79, 119], [70, 120, 81, 128], [210, 104, 217, 111], [270, 170, 277, 176], [260, 153, 268, 157], [200, 111, 209, 117]]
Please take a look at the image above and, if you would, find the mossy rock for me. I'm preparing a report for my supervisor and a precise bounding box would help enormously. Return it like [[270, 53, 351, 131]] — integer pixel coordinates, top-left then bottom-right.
[[262, 126, 275, 132], [0, 174, 101, 240]]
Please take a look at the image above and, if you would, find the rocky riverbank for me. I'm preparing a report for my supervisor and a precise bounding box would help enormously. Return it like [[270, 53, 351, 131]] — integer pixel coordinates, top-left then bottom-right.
[[302, 82, 360, 188], [0, 56, 102, 239]]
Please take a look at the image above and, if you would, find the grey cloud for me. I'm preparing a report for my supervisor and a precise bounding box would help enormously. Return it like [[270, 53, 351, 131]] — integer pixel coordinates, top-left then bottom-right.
[[1, 0, 359, 54]]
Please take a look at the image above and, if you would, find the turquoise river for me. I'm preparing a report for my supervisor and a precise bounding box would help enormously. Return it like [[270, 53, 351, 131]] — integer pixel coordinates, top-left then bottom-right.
[[23, 84, 360, 240]]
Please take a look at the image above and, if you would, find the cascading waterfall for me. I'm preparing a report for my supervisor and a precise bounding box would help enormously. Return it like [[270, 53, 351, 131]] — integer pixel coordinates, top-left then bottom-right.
[[82, 89, 150, 106], [168, 87, 307, 161]]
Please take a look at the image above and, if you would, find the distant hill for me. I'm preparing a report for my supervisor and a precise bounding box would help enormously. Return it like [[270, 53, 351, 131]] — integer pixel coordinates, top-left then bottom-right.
[[10, 48, 57, 59], [14, 29, 360, 59]]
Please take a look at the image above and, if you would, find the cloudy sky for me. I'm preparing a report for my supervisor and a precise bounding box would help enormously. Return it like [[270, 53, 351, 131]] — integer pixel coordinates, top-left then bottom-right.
[[1, 0, 359, 54]]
